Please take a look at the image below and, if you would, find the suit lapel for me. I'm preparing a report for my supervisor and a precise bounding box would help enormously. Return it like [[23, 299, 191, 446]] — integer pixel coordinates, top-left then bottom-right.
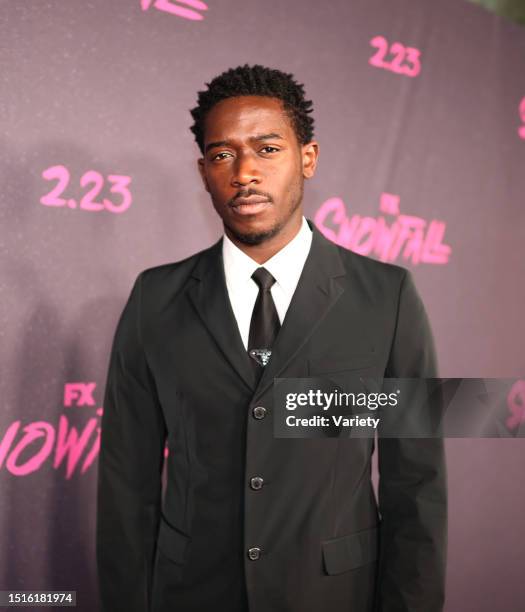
[[187, 237, 257, 392], [187, 218, 347, 400], [252, 219, 346, 402]]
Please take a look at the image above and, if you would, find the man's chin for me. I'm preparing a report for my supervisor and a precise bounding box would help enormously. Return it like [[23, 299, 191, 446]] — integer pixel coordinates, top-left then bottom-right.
[[225, 220, 281, 246]]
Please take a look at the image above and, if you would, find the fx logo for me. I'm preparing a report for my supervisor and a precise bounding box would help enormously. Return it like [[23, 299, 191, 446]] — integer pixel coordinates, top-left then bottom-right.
[[64, 383, 97, 407], [141, 0, 208, 21]]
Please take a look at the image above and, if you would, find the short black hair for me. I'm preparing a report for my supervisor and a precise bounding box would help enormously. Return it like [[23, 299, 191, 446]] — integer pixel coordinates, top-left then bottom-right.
[[189, 64, 315, 155]]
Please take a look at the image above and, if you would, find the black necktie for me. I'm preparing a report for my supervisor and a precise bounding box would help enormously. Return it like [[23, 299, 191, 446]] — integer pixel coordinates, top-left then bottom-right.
[[248, 267, 281, 373]]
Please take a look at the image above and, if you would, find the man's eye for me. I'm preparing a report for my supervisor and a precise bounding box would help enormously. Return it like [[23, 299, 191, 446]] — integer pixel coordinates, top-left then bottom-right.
[[261, 146, 279, 154], [212, 152, 232, 161]]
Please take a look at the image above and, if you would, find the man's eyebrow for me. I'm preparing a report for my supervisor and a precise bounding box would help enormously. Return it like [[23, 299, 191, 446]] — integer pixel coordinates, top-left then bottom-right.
[[205, 140, 230, 154], [251, 132, 284, 142], [204, 133, 284, 154]]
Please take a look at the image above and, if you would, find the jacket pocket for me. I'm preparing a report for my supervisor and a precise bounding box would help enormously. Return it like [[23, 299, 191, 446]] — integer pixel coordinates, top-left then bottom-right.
[[322, 525, 379, 575], [308, 355, 374, 376], [156, 514, 191, 565]]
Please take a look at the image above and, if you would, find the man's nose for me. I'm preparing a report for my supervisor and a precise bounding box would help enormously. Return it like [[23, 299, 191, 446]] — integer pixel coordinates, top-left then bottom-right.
[[231, 151, 261, 187]]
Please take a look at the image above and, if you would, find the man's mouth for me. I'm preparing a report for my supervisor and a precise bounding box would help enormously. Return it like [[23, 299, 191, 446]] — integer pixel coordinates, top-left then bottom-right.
[[231, 195, 271, 215]]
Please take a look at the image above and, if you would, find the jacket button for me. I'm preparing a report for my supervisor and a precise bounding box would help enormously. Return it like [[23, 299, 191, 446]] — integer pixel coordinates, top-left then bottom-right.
[[252, 406, 267, 419], [247, 547, 261, 560], [250, 476, 264, 490]]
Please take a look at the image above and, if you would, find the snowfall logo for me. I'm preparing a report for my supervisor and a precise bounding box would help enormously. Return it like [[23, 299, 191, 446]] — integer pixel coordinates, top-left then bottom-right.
[[141, 0, 208, 21], [507, 380, 525, 431], [0, 384, 101, 479], [314, 192, 451, 265], [519, 96, 525, 140], [0, 383, 170, 479]]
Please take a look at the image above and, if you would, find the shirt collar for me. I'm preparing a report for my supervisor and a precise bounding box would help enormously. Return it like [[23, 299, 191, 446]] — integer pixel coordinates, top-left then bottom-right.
[[222, 216, 312, 295]]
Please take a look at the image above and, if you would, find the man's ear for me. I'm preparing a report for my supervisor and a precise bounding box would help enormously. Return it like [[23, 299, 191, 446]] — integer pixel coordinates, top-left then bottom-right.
[[301, 141, 319, 179], [197, 158, 210, 192]]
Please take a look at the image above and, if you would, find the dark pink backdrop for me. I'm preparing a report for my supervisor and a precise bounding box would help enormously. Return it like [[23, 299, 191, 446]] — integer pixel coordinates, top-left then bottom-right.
[[2, 1, 524, 610]]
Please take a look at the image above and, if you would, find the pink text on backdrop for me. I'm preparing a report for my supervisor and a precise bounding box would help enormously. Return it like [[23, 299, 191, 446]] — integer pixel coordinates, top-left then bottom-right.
[[507, 380, 525, 430], [40, 165, 132, 214], [0, 414, 100, 479], [141, 0, 208, 21], [314, 192, 451, 265], [0, 382, 169, 479], [369, 36, 421, 78], [64, 383, 96, 407], [519, 97, 525, 140]]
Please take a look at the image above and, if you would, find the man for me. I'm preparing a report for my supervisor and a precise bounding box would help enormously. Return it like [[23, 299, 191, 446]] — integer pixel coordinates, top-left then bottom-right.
[[96, 64, 447, 612]]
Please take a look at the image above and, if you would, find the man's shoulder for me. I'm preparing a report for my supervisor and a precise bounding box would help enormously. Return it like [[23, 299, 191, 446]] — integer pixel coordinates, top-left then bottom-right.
[[134, 239, 220, 295], [333, 242, 409, 287]]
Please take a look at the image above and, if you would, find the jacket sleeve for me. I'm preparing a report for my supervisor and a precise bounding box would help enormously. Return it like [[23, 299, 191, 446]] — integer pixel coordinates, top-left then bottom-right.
[[375, 269, 448, 612], [96, 271, 167, 612]]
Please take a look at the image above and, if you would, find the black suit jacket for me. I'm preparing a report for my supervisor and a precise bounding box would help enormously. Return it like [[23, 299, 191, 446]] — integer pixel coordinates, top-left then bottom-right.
[[96, 218, 447, 612]]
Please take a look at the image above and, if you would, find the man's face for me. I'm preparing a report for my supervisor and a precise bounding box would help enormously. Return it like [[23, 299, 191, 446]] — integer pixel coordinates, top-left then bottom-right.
[[197, 95, 318, 246]]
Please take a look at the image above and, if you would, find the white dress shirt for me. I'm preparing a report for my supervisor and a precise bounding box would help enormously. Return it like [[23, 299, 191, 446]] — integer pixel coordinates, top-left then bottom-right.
[[222, 216, 313, 350]]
